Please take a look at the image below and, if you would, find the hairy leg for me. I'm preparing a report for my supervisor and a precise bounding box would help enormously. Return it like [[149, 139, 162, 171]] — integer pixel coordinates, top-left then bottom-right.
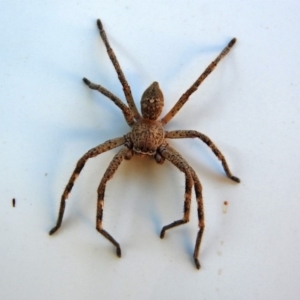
[[97, 19, 141, 120], [96, 147, 129, 257], [159, 145, 193, 238], [165, 130, 240, 182], [49, 137, 126, 235], [189, 167, 205, 269], [161, 38, 236, 125], [83, 78, 134, 126]]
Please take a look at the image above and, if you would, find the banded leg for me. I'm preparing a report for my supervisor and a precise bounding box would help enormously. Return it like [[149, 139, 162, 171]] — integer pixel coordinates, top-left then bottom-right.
[[83, 78, 134, 126], [159, 145, 193, 239], [49, 137, 126, 235], [161, 38, 236, 125], [96, 147, 129, 257], [166, 130, 240, 183], [97, 19, 141, 120], [189, 167, 204, 269]]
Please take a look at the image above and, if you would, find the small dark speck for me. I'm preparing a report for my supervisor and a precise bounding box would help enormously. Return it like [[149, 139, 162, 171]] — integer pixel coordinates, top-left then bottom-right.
[[45, 173, 48, 176], [223, 201, 228, 213], [12, 198, 15, 207]]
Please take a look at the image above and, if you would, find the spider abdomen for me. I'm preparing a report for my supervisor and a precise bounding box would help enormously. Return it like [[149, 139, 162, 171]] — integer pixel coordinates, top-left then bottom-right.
[[131, 119, 164, 155]]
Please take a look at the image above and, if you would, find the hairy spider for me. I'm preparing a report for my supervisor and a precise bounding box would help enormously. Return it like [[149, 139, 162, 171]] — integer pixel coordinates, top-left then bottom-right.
[[49, 19, 240, 270]]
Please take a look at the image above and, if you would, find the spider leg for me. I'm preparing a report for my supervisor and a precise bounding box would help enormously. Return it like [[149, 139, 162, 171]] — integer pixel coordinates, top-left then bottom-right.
[[159, 146, 193, 240], [96, 19, 141, 121], [83, 78, 135, 126], [159, 145, 205, 269], [165, 130, 240, 183], [189, 167, 204, 270], [96, 147, 129, 257], [161, 38, 236, 125], [49, 136, 126, 235]]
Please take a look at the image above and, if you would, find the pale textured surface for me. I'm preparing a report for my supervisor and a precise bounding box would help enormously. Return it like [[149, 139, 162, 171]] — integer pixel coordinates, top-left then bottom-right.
[[1, 1, 300, 299]]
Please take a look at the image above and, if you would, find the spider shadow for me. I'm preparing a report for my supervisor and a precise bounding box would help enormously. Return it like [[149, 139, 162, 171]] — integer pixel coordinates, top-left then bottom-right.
[[118, 156, 165, 236], [177, 226, 196, 264], [114, 153, 192, 239]]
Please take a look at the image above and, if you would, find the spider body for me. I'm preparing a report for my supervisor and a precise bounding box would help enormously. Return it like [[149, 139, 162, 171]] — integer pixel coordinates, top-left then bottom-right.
[[131, 119, 165, 156], [49, 19, 240, 270]]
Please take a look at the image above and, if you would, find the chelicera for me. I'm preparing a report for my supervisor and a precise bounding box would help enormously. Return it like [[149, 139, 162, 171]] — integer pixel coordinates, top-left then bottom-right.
[[49, 19, 240, 269]]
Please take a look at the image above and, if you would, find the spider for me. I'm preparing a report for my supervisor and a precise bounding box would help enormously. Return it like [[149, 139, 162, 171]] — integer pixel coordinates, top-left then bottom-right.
[[49, 19, 240, 270]]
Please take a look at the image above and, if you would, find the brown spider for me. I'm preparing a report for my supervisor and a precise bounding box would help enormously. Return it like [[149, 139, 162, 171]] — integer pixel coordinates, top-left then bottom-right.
[[49, 19, 240, 270]]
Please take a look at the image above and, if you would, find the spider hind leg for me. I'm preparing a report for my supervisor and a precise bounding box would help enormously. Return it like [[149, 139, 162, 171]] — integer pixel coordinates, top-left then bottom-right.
[[159, 145, 206, 269], [96, 147, 129, 257], [49, 137, 126, 235]]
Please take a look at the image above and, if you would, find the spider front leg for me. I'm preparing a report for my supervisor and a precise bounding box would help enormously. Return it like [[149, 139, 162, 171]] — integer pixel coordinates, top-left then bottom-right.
[[96, 19, 141, 120], [49, 137, 125, 235], [161, 38, 236, 125], [166, 130, 240, 183], [83, 78, 135, 126], [96, 147, 130, 257]]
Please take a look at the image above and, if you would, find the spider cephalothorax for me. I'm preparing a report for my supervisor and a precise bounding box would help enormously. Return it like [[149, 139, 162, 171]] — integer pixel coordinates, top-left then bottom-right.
[[49, 19, 240, 270], [130, 119, 165, 156]]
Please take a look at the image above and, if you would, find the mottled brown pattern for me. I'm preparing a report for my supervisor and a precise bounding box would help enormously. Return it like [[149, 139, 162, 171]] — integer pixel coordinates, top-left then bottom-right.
[[96, 19, 140, 121], [165, 130, 240, 183], [131, 119, 164, 155], [96, 147, 129, 257], [83, 78, 134, 126], [49, 137, 125, 235], [189, 167, 204, 269], [141, 82, 164, 120], [159, 146, 193, 236], [161, 38, 237, 125], [49, 19, 240, 270]]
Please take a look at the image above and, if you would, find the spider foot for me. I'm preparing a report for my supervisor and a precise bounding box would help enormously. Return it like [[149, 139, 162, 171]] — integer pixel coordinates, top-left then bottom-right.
[[97, 19, 103, 30], [116, 245, 122, 258], [83, 77, 91, 85], [230, 175, 240, 183], [160, 220, 186, 239], [228, 38, 237, 47], [160, 227, 166, 239], [97, 228, 122, 258], [49, 225, 60, 235], [194, 257, 201, 270]]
